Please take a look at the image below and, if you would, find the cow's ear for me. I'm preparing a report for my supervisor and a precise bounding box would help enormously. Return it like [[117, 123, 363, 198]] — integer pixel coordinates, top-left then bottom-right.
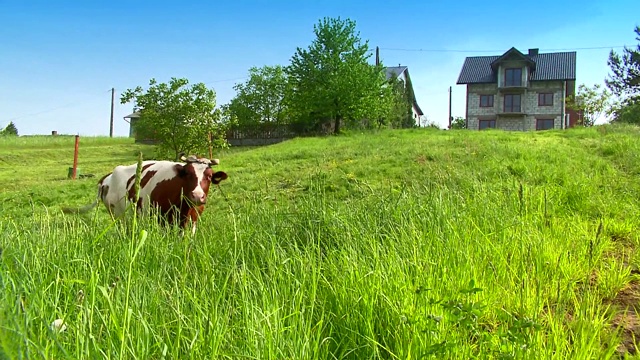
[[212, 171, 228, 184], [174, 164, 187, 177]]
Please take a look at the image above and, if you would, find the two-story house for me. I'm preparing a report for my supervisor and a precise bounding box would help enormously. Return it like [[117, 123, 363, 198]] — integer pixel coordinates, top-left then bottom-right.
[[384, 65, 424, 126], [456, 47, 578, 131]]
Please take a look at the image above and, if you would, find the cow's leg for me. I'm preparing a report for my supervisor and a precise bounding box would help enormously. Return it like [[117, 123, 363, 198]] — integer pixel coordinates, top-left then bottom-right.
[[191, 221, 197, 236], [186, 206, 204, 237]]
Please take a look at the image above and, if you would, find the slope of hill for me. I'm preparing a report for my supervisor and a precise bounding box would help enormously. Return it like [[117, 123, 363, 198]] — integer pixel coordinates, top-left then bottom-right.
[[1, 125, 639, 358]]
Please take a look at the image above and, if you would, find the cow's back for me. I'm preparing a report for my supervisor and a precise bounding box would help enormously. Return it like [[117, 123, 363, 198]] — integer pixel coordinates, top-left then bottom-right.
[[136, 161, 181, 196], [100, 161, 174, 216], [102, 163, 138, 216]]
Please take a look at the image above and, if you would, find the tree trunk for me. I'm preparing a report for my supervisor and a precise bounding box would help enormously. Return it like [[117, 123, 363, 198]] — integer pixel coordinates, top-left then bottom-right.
[[334, 115, 341, 134], [334, 98, 341, 134]]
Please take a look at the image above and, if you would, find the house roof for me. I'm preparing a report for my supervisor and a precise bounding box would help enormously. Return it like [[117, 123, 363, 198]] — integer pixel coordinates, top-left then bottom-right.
[[123, 111, 141, 119], [489, 47, 536, 71], [383, 66, 424, 116], [456, 48, 576, 84], [384, 66, 408, 79]]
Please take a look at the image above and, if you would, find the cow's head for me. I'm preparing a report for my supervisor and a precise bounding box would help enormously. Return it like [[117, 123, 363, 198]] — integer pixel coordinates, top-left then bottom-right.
[[176, 154, 228, 205]]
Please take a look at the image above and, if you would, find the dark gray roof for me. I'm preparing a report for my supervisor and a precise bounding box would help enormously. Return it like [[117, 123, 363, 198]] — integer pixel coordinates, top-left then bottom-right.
[[384, 66, 407, 79], [456, 50, 576, 84]]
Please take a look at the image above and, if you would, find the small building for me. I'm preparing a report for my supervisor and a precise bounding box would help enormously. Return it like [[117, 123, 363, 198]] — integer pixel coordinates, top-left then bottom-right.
[[456, 47, 580, 131], [384, 65, 424, 126], [123, 111, 140, 138]]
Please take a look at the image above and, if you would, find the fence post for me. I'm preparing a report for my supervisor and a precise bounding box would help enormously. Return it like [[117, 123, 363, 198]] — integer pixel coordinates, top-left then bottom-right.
[[72, 135, 79, 180]]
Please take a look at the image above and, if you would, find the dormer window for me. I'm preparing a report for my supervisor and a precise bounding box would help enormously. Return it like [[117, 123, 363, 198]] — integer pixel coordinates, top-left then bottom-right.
[[505, 68, 522, 86]]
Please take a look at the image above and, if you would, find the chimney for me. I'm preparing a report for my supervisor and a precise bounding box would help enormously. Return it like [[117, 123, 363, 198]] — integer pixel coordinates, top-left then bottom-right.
[[528, 48, 539, 56]]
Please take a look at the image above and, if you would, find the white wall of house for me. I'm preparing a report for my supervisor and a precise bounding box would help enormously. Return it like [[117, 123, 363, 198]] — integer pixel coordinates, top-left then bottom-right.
[[412, 106, 421, 125]]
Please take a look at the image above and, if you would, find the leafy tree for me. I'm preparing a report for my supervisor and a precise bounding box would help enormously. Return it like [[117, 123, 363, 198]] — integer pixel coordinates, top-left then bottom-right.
[[450, 116, 467, 129], [566, 83, 612, 127], [223, 65, 289, 126], [605, 26, 640, 99], [609, 97, 640, 125], [605, 26, 640, 124], [384, 73, 414, 128], [420, 116, 441, 129], [120, 77, 229, 160], [285, 17, 391, 134], [1, 121, 18, 136]]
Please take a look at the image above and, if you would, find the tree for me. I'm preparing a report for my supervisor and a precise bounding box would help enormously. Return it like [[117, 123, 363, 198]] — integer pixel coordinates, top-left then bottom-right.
[[384, 73, 415, 128], [609, 97, 640, 125], [1, 121, 18, 136], [605, 26, 640, 99], [605, 26, 640, 124], [285, 17, 391, 134], [223, 65, 290, 126], [566, 83, 612, 127], [450, 116, 467, 129], [421, 117, 441, 129], [120, 77, 229, 160]]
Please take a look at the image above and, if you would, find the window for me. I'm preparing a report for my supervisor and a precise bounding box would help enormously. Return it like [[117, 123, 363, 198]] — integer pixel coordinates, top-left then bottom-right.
[[538, 93, 553, 106], [536, 118, 554, 130], [505, 68, 522, 86], [479, 119, 496, 129], [479, 94, 494, 107], [504, 94, 521, 112]]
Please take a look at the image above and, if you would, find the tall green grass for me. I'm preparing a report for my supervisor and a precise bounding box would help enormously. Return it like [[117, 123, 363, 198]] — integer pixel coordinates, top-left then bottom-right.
[[0, 135, 135, 150], [1, 125, 639, 358]]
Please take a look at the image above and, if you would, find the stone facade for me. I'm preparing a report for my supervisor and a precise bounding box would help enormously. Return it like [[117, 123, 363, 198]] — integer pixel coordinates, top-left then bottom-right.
[[466, 80, 565, 131]]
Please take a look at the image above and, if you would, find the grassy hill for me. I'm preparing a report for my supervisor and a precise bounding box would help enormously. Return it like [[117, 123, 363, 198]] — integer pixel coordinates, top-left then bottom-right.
[[1, 125, 640, 358]]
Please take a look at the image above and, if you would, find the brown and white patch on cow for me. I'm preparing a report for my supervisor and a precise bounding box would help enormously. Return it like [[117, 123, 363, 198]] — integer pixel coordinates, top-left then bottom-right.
[[97, 172, 112, 202], [190, 162, 212, 204], [134, 162, 192, 205], [124, 163, 156, 191], [126, 170, 158, 203]]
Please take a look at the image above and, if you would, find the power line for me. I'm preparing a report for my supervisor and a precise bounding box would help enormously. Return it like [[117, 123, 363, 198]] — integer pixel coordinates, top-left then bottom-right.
[[378, 45, 629, 53], [2, 76, 251, 124], [3, 89, 113, 123]]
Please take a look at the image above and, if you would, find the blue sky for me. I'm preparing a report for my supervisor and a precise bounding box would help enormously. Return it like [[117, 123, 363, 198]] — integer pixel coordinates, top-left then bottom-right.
[[1, 0, 638, 136]]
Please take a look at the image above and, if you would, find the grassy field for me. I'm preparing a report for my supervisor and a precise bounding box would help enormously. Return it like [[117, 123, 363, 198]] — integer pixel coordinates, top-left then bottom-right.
[[1, 125, 640, 359]]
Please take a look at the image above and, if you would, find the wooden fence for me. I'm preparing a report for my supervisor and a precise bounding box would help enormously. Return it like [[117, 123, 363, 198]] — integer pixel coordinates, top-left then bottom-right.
[[225, 123, 332, 146], [134, 122, 333, 147]]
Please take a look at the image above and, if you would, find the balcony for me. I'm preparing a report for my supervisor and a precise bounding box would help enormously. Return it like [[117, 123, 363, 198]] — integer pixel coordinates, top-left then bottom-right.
[[498, 107, 526, 117], [498, 81, 527, 92], [498, 110, 526, 117]]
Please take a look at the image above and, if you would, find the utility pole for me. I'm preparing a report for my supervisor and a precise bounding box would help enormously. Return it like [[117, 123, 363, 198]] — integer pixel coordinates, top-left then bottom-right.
[[109, 87, 115, 138], [375, 46, 379, 66], [448, 86, 452, 129]]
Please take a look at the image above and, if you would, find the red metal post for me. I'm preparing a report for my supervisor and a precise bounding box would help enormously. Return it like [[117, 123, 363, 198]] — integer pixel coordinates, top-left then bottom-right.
[[72, 135, 79, 180]]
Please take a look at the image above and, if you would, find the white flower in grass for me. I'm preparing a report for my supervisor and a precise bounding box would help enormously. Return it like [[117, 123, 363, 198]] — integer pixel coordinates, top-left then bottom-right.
[[50, 319, 67, 333]]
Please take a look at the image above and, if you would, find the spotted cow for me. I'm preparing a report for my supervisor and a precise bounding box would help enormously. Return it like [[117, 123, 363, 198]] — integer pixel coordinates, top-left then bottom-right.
[[63, 154, 228, 235]]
